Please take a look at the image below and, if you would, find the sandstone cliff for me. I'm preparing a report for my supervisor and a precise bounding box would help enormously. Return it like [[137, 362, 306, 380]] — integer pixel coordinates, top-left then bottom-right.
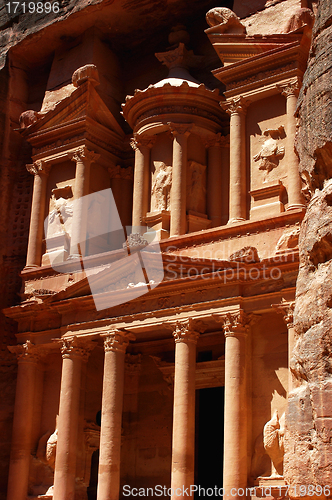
[[285, 0, 332, 494]]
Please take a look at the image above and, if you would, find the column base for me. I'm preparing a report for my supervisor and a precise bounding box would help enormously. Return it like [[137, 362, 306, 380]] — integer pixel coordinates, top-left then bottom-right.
[[23, 264, 40, 271], [287, 204, 305, 211], [227, 217, 245, 224]]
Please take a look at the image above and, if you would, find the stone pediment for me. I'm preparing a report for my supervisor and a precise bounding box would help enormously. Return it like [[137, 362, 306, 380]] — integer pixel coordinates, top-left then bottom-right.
[[20, 80, 124, 139]]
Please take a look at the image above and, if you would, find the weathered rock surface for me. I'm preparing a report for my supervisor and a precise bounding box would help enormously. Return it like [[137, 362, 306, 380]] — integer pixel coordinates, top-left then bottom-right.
[[284, 0, 332, 495]]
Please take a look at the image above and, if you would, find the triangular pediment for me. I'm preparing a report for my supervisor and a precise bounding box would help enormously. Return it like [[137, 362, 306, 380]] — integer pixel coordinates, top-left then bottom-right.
[[22, 80, 124, 138]]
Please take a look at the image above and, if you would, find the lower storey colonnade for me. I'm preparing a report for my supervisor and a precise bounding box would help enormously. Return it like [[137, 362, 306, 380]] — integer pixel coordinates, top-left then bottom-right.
[[7, 311, 251, 500]]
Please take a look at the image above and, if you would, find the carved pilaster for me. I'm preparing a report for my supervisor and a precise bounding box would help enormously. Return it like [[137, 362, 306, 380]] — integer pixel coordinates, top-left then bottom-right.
[[277, 79, 301, 99], [108, 165, 134, 181], [70, 146, 100, 165], [26, 160, 50, 176], [59, 337, 93, 362], [221, 97, 250, 115], [102, 330, 135, 353], [130, 133, 156, 151], [167, 122, 193, 137], [204, 133, 230, 149], [125, 353, 142, 373], [273, 300, 295, 329], [172, 319, 200, 344], [8, 340, 46, 363]]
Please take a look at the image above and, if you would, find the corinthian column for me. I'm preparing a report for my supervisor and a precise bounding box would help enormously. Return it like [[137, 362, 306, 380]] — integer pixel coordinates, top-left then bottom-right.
[[278, 80, 305, 210], [130, 134, 155, 232], [7, 341, 45, 500], [168, 123, 193, 237], [222, 98, 249, 224], [171, 320, 199, 500], [222, 311, 249, 500], [70, 147, 100, 257], [25, 161, 50, 268], [97, 330, 135, 500], [53, 337, 92, 500]]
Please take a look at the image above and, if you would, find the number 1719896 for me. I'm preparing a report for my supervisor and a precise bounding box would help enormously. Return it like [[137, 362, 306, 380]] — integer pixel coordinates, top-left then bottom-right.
[[6, 2, 60, 14]]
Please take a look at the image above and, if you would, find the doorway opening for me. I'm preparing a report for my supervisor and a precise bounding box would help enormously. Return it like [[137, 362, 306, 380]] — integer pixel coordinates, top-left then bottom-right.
[[195, 386, 224, 499]]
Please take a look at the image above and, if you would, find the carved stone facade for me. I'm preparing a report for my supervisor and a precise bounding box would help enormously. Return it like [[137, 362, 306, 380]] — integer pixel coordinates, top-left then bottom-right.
[[0, 1, 326, 500]]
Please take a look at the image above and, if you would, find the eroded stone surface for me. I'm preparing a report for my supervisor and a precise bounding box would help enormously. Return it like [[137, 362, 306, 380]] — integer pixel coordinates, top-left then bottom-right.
[[284, 0, 332, 494]]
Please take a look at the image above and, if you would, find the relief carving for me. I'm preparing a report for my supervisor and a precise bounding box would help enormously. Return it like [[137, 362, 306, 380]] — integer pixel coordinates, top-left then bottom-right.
[[151, 161, 172, 212], [253, 126, 285, 180], [263, 410, 285, 477], [187, 161, 206, 214], [46, 185, 74, 239]]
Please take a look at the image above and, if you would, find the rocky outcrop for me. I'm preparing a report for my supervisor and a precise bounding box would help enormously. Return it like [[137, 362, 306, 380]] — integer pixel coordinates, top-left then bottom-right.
[[284, 0, 332, 495]]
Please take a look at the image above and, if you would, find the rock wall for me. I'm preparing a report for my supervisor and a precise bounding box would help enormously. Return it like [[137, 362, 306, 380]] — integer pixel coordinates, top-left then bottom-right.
[[284, 0, 332, 495]]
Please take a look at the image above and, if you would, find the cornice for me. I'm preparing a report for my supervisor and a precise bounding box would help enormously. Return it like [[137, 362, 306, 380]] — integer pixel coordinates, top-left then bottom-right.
[[213, 42, 308, 100]]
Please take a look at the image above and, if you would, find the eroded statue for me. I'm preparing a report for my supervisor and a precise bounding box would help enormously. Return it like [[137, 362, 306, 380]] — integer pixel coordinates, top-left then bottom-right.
[[205, 7, 246, 34], [151, 161, 172, 212], [254, 127, 285, 179], [263, 410, 285, 477]]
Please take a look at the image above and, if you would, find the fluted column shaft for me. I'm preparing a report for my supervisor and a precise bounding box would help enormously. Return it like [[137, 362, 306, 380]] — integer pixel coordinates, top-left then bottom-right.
[[131, 135, 154, 231], [97, 331, 134, 500], [171, 321, 199, 500], [53, 338, 90, 500], [279, 82, 304, 210], [26, 162, 50, 268], [169, 123, 192, 237], [70, 147, 99, 257], [7, 342, 44, 500], [222, 312, 248, 499], [223, 99, 248, 224]]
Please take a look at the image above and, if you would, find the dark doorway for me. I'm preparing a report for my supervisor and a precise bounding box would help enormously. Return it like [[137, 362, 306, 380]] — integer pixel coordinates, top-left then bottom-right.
[[195, 387, 224, 499]]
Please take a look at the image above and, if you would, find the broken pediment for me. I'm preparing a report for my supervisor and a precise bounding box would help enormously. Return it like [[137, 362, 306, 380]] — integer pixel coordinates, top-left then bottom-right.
[[20, 78, 124, 139]]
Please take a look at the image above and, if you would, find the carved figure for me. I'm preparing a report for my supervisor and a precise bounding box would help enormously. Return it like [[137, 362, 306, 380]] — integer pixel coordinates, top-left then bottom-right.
[[263, 410, 285, 477], [187, 161, 206, 213], [46, 186, 73, 238], [276, 227, 300, 252], [151, 162, 172, 212], [206, 7, 246, 34], [254, 127, 285, 178]]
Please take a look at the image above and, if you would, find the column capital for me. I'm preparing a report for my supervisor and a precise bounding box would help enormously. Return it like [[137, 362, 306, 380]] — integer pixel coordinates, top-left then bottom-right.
[[167, 122, 193, 137], [273, 300, 295, 328], [102, 330, 135, 353], [8, 340, 46, 363], [171, 319, 201, 344], [218, 310, 254, 337], [70, 146, 100, 164], [221, 97, 250, 116], [108, 165, 134, 181], [130, 133, 156, 151], [26, 160, 50, 176], [125, 353, 142, 373], [205, 133, 230, 149], [59, 336, 94, 361], [277, 79, 301, 99]]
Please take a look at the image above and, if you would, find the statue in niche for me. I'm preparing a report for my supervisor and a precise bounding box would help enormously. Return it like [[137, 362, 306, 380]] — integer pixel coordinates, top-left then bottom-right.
[[187, 161, 206, 214], [205, 7, 246, 34], [46, 185, 73, 238], [151, 161, 172, 212], [253, 126, 285, 181], [263, 410, 285, 477]]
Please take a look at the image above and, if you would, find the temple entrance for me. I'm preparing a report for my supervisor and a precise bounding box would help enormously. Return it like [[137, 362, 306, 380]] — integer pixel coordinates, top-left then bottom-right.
[[195, 387, 224, 499]]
